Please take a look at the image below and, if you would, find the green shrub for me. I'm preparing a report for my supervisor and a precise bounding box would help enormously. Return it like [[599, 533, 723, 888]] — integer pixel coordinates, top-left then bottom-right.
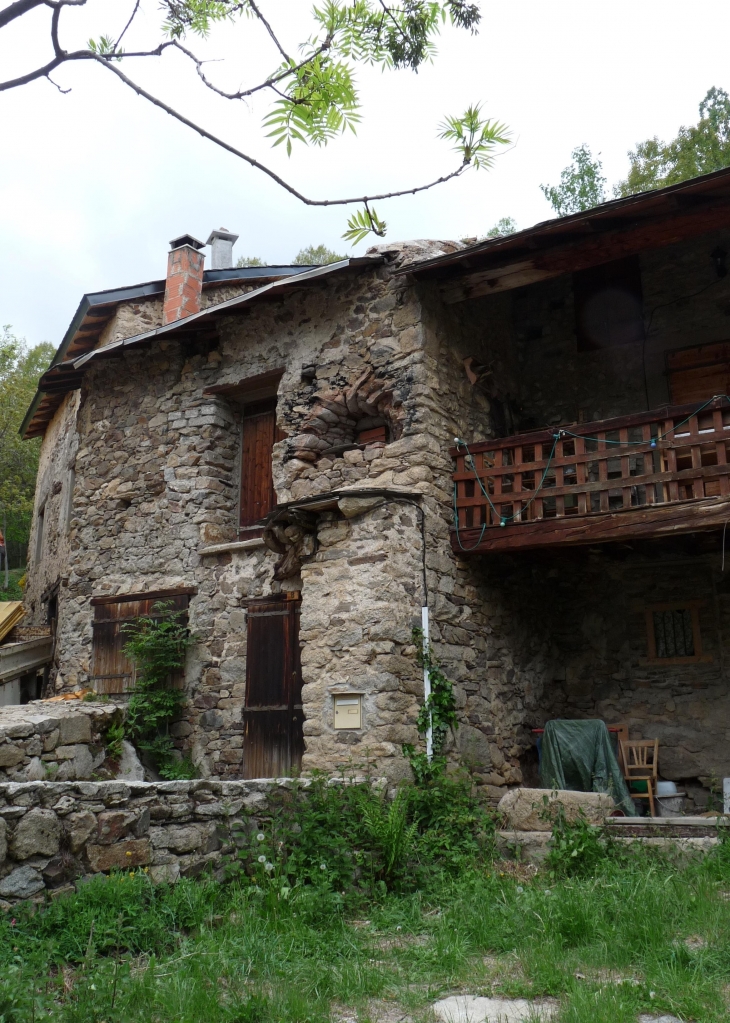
[[122, 601, 196, 779], [543, 801, 614, 877]]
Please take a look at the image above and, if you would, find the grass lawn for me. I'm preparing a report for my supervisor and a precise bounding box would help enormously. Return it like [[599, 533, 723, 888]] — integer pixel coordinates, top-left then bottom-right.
[[0, 567, 25, 602], [1, 839, 729, 1023]]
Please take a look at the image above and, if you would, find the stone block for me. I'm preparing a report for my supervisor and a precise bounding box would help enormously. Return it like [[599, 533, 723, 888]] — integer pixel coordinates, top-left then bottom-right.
[[497, 788, 616, 832], [163, 826, 204, 853], [96, 811, 137, 845], [149, 863, 180, 884], [0, 745, 24, 768], [0, 817, 6, 862], [0, 865, 45, 899], [86, 838, 152, 872], [54, 745, 78, 761], [65, 811, 98, 853], [201, 710, 224, 730], [43, 730, 60, 752], [58, 717, 92, 745], [10, 807, 61, 859]]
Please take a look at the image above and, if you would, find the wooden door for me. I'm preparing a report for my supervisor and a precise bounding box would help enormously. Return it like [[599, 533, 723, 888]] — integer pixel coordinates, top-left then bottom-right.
[[240, 399, 284, 528], [90, 589, 191, 695], [242, 596, 304, 779]]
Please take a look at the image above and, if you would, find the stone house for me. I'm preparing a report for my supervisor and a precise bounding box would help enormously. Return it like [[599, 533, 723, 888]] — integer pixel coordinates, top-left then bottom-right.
[[17, 171, 730, 805]]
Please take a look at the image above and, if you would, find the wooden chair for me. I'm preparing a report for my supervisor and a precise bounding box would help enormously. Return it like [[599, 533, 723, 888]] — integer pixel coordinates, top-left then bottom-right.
[[620, 739, 659, 817]]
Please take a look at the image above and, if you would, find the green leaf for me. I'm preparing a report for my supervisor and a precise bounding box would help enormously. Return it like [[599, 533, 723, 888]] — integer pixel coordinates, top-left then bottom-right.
[[342, 206, 386, 245], [438, 104, 512, 170]]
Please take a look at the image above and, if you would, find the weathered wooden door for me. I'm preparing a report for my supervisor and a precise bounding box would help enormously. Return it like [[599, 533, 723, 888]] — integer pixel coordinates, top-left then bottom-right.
[[90, 589, 192, 695], [242, 595, 304, 779], [240, 399, 286, 528]]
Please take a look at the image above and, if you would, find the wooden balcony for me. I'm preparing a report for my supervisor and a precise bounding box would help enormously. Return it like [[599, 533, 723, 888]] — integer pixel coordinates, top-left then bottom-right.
[[452, 397, 730, 554]]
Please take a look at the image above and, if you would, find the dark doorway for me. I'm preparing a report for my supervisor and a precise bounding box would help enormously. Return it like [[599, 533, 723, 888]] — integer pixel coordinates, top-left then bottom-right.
[[242, 594, 304, 779]]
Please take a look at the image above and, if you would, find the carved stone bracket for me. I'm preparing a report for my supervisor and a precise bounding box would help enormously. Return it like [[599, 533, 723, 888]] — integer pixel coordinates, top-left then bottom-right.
[[263, 508, 318, 580]]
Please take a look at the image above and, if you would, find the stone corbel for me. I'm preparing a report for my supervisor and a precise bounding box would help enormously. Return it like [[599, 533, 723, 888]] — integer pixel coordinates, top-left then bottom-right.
[[263, 508, 318, 580]]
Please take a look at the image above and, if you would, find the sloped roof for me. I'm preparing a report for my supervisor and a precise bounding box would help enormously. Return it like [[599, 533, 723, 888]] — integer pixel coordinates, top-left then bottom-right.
[[400, 165, 730, 304], [21, 261, 366, 439]]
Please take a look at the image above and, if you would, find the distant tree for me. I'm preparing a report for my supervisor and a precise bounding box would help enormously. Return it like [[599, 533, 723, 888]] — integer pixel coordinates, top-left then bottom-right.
[[0, 329, 54, 576], [0, 1, 511, 243], [615, 87, 730, 197], [484, 216, 517, 238], [293, 244, 348, 265], [235, 256, 266, 268], [541, 145, 606, 216]]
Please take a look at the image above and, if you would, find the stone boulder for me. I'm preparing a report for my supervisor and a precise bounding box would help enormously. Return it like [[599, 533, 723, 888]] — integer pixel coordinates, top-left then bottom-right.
[[498, 788, 616, 832], [10, 807, 61, 859], [117, 740, 145, 781], [0, 865, 45, 899]]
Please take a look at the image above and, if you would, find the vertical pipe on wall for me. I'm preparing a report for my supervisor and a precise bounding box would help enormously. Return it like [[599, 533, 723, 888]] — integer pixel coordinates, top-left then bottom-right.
[[421, 604, 433, 760]]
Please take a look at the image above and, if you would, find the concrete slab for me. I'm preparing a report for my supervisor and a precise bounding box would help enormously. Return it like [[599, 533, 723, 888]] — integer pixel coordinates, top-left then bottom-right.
[[433, 995, 557, 1022]]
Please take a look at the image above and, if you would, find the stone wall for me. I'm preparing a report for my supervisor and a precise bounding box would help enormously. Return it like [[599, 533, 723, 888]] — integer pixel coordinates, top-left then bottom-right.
[[0, 778, 283, 905], [0, 702, 127, 783], [463, 544, 730, 809], [25, 243, 494, 783]]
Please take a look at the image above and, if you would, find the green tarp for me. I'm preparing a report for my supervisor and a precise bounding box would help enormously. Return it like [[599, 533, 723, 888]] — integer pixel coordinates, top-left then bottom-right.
[[539, 719, 635, 815]]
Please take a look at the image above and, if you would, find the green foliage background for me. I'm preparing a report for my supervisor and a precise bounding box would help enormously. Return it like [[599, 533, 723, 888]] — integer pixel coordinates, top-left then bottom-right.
[[0, 327, 54, 569]]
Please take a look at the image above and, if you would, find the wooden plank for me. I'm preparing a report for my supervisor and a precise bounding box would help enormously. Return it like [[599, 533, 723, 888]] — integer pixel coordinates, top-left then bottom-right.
[[453, 460, 730, 506], [441, 201, 730, 303], [451, 495, 730, 554], [448, 396, 729, 457]]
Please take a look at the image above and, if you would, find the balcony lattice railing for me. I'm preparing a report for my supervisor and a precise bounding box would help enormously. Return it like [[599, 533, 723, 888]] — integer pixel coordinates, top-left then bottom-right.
[[452, 396, 730, 553]]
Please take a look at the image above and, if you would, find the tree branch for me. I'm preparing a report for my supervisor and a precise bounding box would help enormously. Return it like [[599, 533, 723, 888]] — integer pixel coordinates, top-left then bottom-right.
[[91, 54, 469, 207], [247, 0, 290, 64], [0, 0, 44, 30], [115, 0, 140, 51], [169, 39, 331, 102]]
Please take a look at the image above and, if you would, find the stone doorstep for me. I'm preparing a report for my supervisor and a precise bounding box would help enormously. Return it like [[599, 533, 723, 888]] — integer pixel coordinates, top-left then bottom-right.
[[497, 829, 720, 866], [603, 817, 724, 839]]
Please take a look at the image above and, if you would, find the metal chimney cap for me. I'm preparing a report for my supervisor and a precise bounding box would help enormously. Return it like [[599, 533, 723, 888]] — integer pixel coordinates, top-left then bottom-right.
[[169, 233, 205, 251], [207, 227, 239, 245]]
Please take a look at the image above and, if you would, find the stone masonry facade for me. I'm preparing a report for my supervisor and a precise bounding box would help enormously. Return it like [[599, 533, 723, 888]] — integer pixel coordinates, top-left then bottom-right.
[[20, 226, 730, 804]]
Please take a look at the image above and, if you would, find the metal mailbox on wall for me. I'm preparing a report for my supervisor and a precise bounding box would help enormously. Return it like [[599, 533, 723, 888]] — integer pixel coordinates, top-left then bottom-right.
[[333, 694, 362, 729]]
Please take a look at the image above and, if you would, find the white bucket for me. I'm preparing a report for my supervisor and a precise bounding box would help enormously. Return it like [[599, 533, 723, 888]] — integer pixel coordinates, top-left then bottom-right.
[[656, 793, 685, 817]]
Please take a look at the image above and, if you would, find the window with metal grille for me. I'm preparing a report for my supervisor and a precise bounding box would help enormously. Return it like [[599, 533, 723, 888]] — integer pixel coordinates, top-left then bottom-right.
[[652, 608, 694, 658], [643, 602, 706, 664]]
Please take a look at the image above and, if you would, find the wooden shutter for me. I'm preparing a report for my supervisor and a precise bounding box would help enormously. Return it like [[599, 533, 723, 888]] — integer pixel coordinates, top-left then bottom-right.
[[239, 399, 285, 528], [90, 588, 192, 695], [667, 342, 730, 405], [242, 596, 304, 779]]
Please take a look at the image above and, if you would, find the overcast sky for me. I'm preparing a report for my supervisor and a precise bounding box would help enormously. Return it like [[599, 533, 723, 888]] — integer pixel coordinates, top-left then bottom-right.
[[2, 0, 730, 351]]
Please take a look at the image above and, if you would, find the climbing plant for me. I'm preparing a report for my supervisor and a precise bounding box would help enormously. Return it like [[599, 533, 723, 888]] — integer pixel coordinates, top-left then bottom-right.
[[403, 626, 458, 784], [122, 601, 197, 780]]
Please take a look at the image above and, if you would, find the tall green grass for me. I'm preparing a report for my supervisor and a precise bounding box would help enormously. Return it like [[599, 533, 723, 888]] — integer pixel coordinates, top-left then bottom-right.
[[0, 782, 728, 1022]]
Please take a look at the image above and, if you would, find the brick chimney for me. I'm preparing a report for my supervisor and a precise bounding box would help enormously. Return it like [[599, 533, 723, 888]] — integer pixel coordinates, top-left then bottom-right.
[[163, 234, 205, 324], [207, 227, 239, 269]]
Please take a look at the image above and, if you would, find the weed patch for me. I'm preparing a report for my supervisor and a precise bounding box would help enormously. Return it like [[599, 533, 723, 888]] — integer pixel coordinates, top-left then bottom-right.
[[1, 787, 729, 1022]]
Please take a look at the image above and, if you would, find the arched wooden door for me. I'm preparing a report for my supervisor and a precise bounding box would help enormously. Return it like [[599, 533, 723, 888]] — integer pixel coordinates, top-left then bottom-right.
[[242, 595, 304, 779]]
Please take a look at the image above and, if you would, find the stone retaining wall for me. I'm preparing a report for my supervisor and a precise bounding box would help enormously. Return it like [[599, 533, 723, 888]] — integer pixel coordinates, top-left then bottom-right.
[[0, 702, 126, 783], [0, 779, 283, 905]]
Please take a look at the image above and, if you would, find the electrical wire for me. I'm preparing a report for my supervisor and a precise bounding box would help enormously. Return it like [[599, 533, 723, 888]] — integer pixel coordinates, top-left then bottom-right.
[[452, 393, 730, 547], [453, 433, 560, 546]]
